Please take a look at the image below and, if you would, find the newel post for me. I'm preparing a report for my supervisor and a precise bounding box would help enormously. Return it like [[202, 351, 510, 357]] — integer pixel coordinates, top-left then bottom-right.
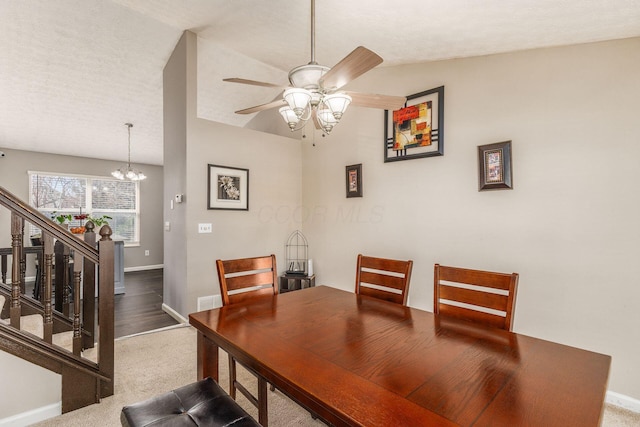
[[97, 224, 115, 398], [82, 221, 96, 349]]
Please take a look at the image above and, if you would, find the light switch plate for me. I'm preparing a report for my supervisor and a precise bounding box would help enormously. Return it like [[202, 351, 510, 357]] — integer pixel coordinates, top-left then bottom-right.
[[198, 223, 212, 233]]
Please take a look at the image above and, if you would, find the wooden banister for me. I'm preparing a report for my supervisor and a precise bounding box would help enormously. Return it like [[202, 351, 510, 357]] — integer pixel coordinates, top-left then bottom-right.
[[0, 186, 98, 263], [0, 184, 115, 412]]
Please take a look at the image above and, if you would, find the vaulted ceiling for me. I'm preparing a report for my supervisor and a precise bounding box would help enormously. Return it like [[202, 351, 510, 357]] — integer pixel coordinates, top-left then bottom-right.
[[1, 0, 639, 165]]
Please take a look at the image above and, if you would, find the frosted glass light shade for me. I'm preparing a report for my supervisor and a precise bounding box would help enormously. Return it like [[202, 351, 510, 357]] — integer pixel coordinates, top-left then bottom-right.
[[316, 109, 338, 134], [283, 88, 312, 118], [323, 93, 352, 120], [279, 106, 300, 131]]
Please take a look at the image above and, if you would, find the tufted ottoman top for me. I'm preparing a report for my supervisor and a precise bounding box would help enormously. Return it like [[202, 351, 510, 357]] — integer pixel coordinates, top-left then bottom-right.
[[121, 377, 261, 427]]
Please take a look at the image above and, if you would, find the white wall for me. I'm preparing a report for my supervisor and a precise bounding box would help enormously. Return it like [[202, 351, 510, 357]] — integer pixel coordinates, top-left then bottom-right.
[[300, 37, 640, 400], [163, 32, 302, 317], [0, 351, 60, 421], [184, 118, 301, 315]]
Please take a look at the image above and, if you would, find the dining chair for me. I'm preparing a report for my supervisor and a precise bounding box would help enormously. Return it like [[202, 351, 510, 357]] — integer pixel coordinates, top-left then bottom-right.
[[433, 264, 519, 331], [216, 254, 279, 426], [355, 254, 413, 306]]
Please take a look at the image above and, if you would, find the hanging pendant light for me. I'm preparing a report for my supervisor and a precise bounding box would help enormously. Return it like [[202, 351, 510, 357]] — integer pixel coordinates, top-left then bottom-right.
[[111, 123, 146, 181]]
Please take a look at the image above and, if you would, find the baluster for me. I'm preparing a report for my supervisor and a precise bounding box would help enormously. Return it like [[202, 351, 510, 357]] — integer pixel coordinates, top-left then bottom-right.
[[1, 253, 6, 284], [54, 240, 64, 312], [42, 232, 54, 343], [82, 221, 96, 349], [62, 245, 71, 317], [19, 220, 26, 294], [72, 250, 82, 356], [10, 213, 23, 329]]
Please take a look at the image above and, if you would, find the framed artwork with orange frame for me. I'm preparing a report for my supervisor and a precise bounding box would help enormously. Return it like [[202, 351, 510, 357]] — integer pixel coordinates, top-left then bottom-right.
[[384, 86, 444, 162]]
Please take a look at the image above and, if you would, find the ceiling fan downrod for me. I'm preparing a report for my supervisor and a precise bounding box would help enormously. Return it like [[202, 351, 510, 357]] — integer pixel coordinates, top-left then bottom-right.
[[310, 0, 316, 65]]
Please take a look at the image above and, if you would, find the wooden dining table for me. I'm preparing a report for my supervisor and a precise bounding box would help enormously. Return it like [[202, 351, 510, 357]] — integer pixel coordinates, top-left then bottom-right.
[[189, 285, 611, 427]]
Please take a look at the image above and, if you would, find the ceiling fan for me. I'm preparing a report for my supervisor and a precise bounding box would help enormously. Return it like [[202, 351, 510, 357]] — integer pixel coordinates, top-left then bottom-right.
[[224, 0, 406, 134]]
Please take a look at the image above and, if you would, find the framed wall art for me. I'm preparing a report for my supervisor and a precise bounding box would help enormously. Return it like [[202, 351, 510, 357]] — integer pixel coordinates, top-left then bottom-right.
[[345, 163, 362, 198], [207, 164, 249, 210], [478, 141, 513, 191], [384, 86, 444, 162]]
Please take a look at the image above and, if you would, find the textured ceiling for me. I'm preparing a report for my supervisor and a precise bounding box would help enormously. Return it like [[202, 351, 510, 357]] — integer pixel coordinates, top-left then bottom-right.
[[1, 0, 639, 165]]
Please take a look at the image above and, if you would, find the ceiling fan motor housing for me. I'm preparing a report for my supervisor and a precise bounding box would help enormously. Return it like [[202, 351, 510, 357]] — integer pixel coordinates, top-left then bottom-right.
[[288, 64, 330, 91]]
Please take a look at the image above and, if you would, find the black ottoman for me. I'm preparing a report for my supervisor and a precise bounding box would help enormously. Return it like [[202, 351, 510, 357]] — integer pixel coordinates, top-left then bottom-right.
[[121, 377, 261, 427]]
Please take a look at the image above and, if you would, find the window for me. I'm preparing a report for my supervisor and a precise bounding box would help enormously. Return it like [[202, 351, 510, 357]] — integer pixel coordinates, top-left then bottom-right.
[[29, 172, 140, 245]]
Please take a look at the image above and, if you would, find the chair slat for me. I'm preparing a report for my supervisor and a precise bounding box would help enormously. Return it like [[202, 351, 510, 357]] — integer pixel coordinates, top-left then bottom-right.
[[358, 286, 405, 305], [359, 270, 406, 291], [225, 271, 277, 292], [360, 256, 410, 274], [439, 284, 508, 312], [438, 303, 507, 330], [438, 265, 513, 291], [222, 257, 274, 274]]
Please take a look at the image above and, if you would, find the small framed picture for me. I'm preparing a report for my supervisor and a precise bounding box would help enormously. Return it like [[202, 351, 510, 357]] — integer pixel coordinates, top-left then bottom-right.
[[346, 164, 362, 198], [478, 141, 513, 191], [207, 164, 249, 210]]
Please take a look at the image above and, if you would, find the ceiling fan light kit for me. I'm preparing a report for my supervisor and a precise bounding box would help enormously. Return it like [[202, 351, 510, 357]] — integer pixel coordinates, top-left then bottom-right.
[[224, 0, 406, 136]]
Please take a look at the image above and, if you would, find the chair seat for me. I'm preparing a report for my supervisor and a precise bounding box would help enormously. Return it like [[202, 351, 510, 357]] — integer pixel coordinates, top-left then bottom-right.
[[121, 377, 260, 427]]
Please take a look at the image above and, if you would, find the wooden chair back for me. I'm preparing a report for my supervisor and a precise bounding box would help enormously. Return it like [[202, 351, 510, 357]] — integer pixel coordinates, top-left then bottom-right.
[[433, 264, 519, 331], [217, 254, 278, 306], [355, 254, 413, 306]]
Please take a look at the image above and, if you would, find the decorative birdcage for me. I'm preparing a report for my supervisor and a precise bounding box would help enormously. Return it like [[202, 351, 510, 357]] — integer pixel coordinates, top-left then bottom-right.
[[285, 230, 308, 275]]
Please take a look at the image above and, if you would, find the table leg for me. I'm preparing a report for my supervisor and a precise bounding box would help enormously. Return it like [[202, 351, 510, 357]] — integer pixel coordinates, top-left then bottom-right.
[[197, 332, 219, 381], [258, 376, 268, 426]]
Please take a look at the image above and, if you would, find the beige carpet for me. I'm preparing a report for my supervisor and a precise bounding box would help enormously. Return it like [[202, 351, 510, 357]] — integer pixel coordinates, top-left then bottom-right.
[[32, 325, 639, 427], [33, 325, 325, 427]]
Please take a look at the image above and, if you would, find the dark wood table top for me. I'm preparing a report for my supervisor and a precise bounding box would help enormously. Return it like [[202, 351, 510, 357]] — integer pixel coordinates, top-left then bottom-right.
[[189, 286, 610, 427]]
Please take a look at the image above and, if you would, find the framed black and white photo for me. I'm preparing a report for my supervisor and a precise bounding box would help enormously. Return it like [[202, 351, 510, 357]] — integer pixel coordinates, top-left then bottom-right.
[[207, 164, 249, 210]]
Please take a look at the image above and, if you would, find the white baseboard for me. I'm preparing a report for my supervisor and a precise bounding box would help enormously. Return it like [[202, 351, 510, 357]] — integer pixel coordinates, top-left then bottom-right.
[[606, 390, 640, 413], [162, 303, 188, 324], [0, 402, 61, 427], [124, 264, 163, 273]]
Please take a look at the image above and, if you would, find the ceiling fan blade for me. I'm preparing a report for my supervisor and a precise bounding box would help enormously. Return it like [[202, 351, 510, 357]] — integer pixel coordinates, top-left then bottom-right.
[[235, 99, 286, 115], [344, 91, 407, 110], [320, 46, 383, 90], [223, 78, 287, 89]]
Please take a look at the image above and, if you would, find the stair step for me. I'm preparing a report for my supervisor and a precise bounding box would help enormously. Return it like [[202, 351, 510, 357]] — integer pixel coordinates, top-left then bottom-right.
[[0, 301, 97, 363], [21, 313, 44, 338]]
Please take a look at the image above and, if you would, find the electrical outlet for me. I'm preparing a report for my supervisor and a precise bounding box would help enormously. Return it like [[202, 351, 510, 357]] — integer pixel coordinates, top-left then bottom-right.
[[145, 250, 150, 256], [198, 223, 212, 233]]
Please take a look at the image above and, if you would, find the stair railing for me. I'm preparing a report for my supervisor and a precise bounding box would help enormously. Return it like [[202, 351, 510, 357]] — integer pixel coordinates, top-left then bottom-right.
[[0, 185, 115, 399]]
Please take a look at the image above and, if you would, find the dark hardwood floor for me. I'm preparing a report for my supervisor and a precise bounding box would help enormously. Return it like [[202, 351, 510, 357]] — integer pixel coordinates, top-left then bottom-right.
[[21, 268, 178, 338], [115, 269, 180, 338]]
